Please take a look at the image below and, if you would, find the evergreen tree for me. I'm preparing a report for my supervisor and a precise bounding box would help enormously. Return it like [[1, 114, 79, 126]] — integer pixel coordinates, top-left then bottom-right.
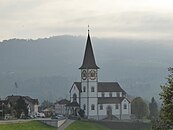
[[149, 97, 158, 119], [160, 67, 173, 127]]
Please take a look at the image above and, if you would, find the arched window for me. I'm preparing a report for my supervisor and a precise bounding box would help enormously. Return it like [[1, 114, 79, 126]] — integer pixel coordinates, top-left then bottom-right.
[[91, 104, 95, 110], [83, 86, 86, 92], [124, 104, 127, 109], [109, 92, 112, 97], [115, 104, 119, 109], [91, 86, 94, 92], [83, 104, 86, 110], [100, 104, 103, 110], [73, 93, 77, 102], [101, 92, 105, 97]]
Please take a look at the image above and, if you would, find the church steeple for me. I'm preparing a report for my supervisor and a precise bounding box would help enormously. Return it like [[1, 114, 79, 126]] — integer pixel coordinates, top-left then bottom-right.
[[79, 30, 99, 69]]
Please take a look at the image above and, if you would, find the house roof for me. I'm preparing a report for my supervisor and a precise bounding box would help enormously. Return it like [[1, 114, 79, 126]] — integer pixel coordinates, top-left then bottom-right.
[[66, 101, 80, 107], [70, 82, 125, 93], [0, 100, 9, 105], [56, 99, 70, 105], [98, 97, 125, 104], [6, 95, 39, 105], [79, 33, 99, 69]]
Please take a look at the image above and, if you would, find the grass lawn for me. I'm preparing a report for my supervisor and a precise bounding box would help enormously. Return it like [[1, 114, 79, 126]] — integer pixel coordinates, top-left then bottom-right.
[[0, 120, 56, 130], [65, 120, 150, 130], [65, 120, 111, 130]]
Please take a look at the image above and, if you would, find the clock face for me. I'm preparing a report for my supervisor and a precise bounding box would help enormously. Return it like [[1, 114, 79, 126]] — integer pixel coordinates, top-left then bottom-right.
[[89, 70, 96, 80], [82, 70, 87, 80]]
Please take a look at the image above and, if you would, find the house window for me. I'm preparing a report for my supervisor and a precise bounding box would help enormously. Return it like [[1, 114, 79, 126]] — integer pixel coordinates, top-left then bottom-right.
[[83, 104, 86, 110], [109, 92, 112, 97], [124, 104, 127, 109], [73, 93, 77, 102], [101, 92, 105, 97], [83, 86, 86, 92], [91, 104, 95, 110], [115, 104, 119, 109], [100, 104, 103, 110], [117, 92, 120, 97], [91, 86, 94, 92]]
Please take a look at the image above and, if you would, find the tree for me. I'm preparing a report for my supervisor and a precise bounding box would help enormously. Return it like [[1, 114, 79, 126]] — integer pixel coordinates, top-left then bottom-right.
[[40, 100, 53, 110], [131, 97, 148, 119], [78, 109, 85, 118], [14, 97, 28, 118], [149, 97, 158, 119], [160, 67, 173, 128]]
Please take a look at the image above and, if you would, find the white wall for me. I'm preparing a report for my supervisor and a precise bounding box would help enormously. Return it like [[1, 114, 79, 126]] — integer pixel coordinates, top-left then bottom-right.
[[70, 84, 80, 103], [121, 99, 129, 114], [98, 92, 122, 97]]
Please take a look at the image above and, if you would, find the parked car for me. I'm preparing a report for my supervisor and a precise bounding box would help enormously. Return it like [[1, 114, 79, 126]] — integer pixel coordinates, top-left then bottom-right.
[[36, 112, 45, 118]]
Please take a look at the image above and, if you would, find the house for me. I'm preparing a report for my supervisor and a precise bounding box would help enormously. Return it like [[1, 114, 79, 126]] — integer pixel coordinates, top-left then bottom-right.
[[6, 95, 39, 116], [55, 99, 70, 115], [68, 30, 131, 120]]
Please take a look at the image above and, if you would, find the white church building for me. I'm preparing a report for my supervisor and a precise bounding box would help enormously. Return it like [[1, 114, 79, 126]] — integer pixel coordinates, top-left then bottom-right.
[[68, 31, 131, 120]]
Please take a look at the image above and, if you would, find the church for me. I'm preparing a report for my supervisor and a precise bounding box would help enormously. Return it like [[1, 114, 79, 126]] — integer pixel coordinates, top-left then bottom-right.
[[68, 30, 131, 120]]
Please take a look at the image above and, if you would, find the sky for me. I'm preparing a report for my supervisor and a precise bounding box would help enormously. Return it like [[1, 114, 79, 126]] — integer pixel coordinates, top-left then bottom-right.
[[1, 0, 173, 41]]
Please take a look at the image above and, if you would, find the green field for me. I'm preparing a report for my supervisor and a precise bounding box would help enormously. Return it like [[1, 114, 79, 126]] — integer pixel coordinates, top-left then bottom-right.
[[65, 120, 150, 130], [65, 120, 112, 130], [0, 121, 56, 130]]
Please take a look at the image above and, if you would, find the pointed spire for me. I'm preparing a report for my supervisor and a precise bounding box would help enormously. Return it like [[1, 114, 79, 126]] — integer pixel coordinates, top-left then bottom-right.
[[79, 29, 99, 69]]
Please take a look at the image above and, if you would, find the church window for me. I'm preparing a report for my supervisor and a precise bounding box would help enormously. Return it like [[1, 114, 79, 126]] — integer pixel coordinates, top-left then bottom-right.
[[115, 104, 119, 109], [83, 86, 86, 92], [83, 104, 86, 110], [101, 92, 105, 97], [73, 93, 77, 102], [124, 104, 127, 109], [100, 104, 103, 110], [91, 86, 95, 92], [109, 92, 112, 97], [117, 92, 120, 97], [91, 104, 95, 110]]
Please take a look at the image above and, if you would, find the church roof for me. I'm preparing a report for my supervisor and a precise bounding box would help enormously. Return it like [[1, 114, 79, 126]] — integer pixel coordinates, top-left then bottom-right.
[[98, 82, 125, 92], [98, 97, 125, 104], [71, 82, 125, 93], [98, 97, 130, 104], [79, 33, 99, 69], [69, 82, 82, 93]]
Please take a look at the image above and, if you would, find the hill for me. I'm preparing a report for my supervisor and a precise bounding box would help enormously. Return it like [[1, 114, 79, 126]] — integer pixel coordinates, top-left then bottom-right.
[[0, 35, 173, 101]]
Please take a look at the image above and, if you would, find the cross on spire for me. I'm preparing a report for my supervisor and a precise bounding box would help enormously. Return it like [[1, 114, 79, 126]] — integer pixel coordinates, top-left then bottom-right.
[[88, 25, 90, 34]]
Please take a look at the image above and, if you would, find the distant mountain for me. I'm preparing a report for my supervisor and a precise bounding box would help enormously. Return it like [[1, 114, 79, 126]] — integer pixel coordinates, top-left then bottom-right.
[[0, 35, 173, 102]]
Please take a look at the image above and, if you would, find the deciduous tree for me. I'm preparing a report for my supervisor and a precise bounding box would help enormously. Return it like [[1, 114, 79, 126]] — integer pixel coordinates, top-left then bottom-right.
[[131, 97, 148, 119]]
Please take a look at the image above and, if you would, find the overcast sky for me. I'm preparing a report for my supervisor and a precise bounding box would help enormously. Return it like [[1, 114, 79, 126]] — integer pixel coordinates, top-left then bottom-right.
[[1, 0, 173, 41]]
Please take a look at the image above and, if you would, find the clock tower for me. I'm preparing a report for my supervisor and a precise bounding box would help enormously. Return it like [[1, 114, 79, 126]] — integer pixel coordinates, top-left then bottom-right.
[[79, 30, 99, 119]]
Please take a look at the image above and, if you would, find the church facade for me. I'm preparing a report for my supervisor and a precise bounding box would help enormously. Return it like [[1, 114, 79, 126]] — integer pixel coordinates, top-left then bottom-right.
[[69, 31, 131, 120]]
